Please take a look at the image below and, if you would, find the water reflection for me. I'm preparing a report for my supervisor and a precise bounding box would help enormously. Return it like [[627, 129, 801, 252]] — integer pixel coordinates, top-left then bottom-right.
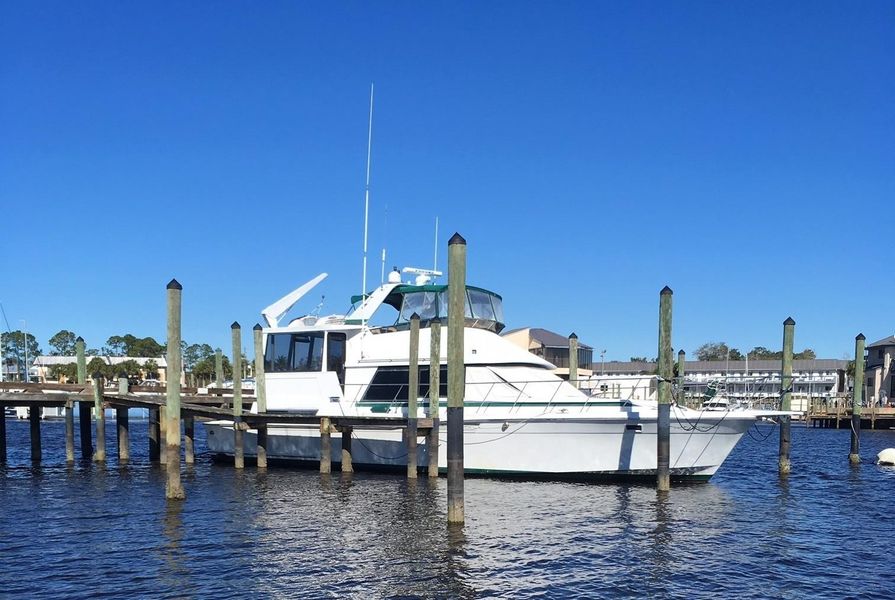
[[159, 500, 191, 594]]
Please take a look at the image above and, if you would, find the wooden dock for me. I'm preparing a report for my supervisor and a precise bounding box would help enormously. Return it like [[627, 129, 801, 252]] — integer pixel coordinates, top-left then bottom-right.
[[807, 397, 895, 429], [0, 381, 434, 466]]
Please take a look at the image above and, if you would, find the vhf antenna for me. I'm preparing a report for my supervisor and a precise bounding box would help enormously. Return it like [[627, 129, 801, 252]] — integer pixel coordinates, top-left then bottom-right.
[[361, 83, 374, 321]]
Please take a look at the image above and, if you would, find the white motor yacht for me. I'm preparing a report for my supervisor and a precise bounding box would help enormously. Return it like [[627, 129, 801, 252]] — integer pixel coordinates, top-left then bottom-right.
[[206, 269, 782, 481]]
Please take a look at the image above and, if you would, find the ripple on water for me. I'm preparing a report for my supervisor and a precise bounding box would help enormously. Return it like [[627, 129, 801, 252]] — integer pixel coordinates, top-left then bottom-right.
[[1, 421, 894, 598]]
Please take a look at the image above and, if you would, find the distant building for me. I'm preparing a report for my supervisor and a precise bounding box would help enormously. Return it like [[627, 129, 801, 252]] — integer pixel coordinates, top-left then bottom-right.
[[865, 335, 894, 405], [502, 327, 594, 379], [31, 356, 170, 384], [583, 358, 850, 411]]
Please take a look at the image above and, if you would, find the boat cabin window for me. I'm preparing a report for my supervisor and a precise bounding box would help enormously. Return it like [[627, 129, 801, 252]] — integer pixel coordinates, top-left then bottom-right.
[[385, 285, 505, 333], [326, 332, 346, 385], [264, 332, 324, 373], [363, 366, 449, 401]]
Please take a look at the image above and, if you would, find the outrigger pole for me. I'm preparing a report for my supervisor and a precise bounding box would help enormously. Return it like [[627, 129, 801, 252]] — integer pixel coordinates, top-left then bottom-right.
[[361, 83, 374, 324]]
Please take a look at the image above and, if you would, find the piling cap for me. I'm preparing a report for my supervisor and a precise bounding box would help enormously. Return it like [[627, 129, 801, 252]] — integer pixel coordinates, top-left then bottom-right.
[[253, 323, 262, 331], [784, 317, 795, 326], [857, 333, 865, 341], [660, 285, 673, 295], [410, 312, 420, 321], [76, 336, 84, 343], [92, 372, 102, 380], [231, 321, 241, 329], [678, 349, 685, 356], [569, 332, 578, 340], [448, 232, 467, 246], [167, 278, 182, 290]]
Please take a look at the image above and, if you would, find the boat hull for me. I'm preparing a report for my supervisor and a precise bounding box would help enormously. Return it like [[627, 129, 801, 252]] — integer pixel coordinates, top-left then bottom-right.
[[205, 412, 758, 481]]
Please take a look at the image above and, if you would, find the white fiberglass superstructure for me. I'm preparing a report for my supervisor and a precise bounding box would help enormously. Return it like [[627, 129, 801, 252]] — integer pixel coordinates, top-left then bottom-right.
[[206, 269, 776, 481]]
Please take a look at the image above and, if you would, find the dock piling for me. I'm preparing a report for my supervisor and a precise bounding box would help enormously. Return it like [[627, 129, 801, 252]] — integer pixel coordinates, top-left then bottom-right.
[[184, 416, 195, 465], [569, 333, 579, 389], [231, 322, 244, 470], [656, 286, 673, 492], [215, 349, 224, 389], [93, 375, 106, 462], [117, 375, 129, 463], [149, 408, 160, 461], [29, 406, 41, 463], [341, 426, 353, 473], [320, 417, 332, 474], [849, 334, 866, 464], [165, 279, 185, 500], [0, 407, 6, 462], [428, 318, 441, 478], [253, 323, 268, 469], [779, 317, 795, 476], [64, 399, 75, 463], [447, 233, 466, 524], [76, 337, 92, 459], [677, 349, 686, 405], [407, 313, 420, 478]]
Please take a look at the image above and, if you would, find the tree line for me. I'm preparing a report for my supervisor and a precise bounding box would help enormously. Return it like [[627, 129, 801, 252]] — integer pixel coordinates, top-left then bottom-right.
[[629, 341, 818, 363], [1, 329, 237, 384]]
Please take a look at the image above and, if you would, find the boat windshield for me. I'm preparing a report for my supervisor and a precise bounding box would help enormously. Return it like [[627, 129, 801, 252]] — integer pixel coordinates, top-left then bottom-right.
[[380, 285, 505, 332]]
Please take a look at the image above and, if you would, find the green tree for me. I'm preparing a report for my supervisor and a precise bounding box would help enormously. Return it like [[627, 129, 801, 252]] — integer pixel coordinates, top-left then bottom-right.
[[794, 348, 817, 360], [48, 330, 78, 356], [49, 362, 78, 382], [747, 346, 778, 359], [1, 330, 42, 381], [630, 356, 649, 362], [117, 359, 144, 378], [130, 337, 165, 357], [86, 357, 114, 380], [694, 342, 742, 362], [184, 343, 214, 371], [143, 359, 160, 380], [192, 354, 232, 383]]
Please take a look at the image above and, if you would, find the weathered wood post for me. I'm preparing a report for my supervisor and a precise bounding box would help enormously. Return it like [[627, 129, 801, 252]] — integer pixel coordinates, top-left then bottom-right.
[[253, 323, 268, 469], [407, 313, 421, 478], [76, 337, 92, 459], [568, 333, 579, 389], [166, 279, 185, 500], [320, 417, 332, 473], [231, 322, 244, 470], [184, 415, 195, 465], [93, 374, 106, 462], [849, 333, 866, 464], [447, 233, 466, 524], [779, 317, 795, 476], [117, 375, 129, 463], [656, 286, 673, 492], [64, 398, 75, 463], [29, 406, 41, 463], [159, 406, 167, 464], [340, 425, 353, 473], [149, 407, 161, 462], [677, 349, 686, 407], [215, 349, 224, 389], [428, 318, 441, 478], [0, 408, 6, 462]]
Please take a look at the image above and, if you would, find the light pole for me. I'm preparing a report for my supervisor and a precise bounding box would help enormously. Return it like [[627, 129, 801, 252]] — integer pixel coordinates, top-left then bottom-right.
[[600, 349, 606, 376]]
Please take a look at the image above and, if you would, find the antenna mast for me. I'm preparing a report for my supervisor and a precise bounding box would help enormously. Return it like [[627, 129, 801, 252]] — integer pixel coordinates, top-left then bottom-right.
[[433, 216, 439, 276], [361, 83, 374, 320]]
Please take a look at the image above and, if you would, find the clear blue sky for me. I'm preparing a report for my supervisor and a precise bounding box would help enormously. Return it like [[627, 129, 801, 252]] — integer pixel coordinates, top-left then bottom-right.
[[1, 2, 892, 361]]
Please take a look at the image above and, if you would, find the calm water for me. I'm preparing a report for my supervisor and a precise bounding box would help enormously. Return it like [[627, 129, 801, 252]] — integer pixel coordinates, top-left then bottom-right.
[[1, 419, 893, 599]]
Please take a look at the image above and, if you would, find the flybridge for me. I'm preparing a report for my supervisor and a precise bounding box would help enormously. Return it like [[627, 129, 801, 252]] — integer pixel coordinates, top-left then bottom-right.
[[262, 268, 505, 332]]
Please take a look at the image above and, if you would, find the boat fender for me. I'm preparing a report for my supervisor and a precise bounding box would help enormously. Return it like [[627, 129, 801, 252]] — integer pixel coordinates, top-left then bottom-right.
[[877, 448, 895, 466]]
